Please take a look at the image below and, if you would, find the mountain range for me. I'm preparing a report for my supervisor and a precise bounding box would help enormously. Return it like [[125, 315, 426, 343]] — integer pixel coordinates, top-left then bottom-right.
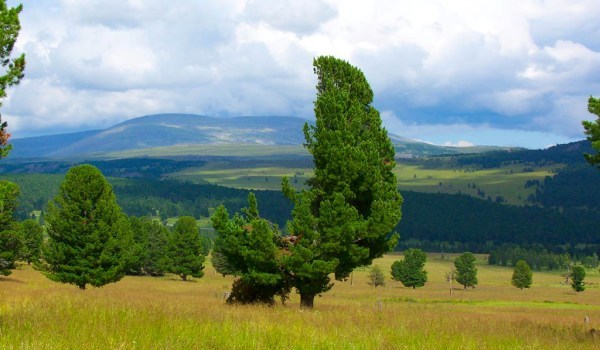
[[10, 114, 522, 160]]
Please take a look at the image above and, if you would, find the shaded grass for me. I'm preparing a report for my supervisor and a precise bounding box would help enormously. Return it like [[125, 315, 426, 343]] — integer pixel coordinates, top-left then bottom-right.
[[1, 255, 599, 349]]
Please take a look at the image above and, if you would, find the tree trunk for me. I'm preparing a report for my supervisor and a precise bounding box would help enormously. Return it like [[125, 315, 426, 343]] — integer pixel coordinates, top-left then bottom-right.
[[78, 284, 86, 290], [300, 293, 315, 309], [181, 274, 187, 281]]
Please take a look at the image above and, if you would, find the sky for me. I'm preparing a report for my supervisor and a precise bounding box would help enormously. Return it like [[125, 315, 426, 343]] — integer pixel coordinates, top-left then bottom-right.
[[3, 0, 600, 149]]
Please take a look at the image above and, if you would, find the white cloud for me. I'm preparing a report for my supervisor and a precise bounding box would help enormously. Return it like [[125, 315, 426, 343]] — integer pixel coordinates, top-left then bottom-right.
[[2, 0, 599, 146]]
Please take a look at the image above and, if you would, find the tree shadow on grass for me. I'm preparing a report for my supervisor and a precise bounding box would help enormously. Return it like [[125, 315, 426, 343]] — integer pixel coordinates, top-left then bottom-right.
[[0, 276, 25, 284]]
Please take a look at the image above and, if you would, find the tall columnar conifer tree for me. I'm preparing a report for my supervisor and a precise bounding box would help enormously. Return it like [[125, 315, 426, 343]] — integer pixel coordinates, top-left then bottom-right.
[[282, 56, 402, 308], [19, 218, 43, 265], [570, 265, 585, 292], [40, 165, 133, 290], [169, 216, 205, 281], [0, 1, 26, 159], [583, 96, 600, 167]]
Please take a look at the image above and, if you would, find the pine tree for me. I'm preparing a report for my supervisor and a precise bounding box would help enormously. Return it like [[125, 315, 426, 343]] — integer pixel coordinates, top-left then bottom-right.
[[582, 96, 600, 167], [40, 165, 133, 289], [19, 219, 43, 265], [211, 193, 290, 304], [0, 1, 26, 159], [0, 180, 20, 276], [128, 216, 170, 276], [511, 260, 532, 289], [571, 265, 585, 292], [170, 216, 205, 281], [282, 56, 402, 308], [368, 265, 386, 287], [454, 252, 478, 289], [391, 248, 428, 289]]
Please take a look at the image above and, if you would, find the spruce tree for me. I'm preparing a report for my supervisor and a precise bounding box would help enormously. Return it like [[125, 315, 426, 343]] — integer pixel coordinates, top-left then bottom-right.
[[511, 260, 532, 289], [0, 1, 26, 159], [211, 193, 290, 304], [583, 96, 600, 167], [282, 56, 402, 308], [0, 180, 20, 276], [391, 248, 428, 289], [570, 265, 585, 292], [40, 165, 133, 289], [19, 218, 43, 265], [454, 252, 478, 289], [170, 216, 205, 281]]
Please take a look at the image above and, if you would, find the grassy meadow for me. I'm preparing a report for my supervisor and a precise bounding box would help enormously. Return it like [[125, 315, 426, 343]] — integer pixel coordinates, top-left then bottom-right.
[[2, 254, 599, 349], [168, 160, 557, 205]]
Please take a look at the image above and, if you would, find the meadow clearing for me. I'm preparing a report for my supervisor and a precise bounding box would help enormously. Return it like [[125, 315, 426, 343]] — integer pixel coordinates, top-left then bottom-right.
[[169, 160, 557, 205], [1, 254, 598, 349]]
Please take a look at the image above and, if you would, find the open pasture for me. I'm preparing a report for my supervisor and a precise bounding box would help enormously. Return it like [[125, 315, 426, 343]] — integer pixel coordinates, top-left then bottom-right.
[[169, 159, 557, 205], [1, 254, 599, 349]]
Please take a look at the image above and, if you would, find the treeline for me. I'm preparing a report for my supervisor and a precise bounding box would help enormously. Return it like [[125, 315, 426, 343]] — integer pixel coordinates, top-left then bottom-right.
[[528, 164, 600, 209], [449, 140, 594, 169], [3, 175, 599, 250], [398, 191, 600, 246], [488, 245, 599, 271]]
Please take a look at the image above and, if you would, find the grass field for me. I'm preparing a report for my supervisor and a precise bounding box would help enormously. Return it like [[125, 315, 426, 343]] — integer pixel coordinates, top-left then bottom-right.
[[168, 160, 557, 205], [2, 254, 599, 349]]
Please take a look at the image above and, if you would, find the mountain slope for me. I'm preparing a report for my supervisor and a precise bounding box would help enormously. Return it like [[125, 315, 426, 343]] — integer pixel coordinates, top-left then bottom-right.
[[9, 113, 523, 159]]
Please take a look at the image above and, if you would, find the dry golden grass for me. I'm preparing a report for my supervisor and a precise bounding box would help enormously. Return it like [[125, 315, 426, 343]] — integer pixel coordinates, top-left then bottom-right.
[[1, 254, 599, 349]]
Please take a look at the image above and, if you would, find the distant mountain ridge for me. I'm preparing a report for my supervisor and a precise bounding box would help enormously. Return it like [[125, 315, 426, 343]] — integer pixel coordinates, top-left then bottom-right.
[[9, 113, 523, 160]]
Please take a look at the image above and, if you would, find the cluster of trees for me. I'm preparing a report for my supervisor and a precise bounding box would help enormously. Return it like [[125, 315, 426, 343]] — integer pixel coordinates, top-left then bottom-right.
[[1, 165, 209, 289], [488, 245, 598, 271], [211, 56, 402, 308]]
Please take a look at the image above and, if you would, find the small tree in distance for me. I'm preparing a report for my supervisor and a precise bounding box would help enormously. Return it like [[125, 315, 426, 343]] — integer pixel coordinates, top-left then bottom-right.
[[571, 265, 585, 292], [368, 265, 386, 287], [454, 252, 478, 290], [19, 219, 43, 265], [511, 260, 532, 289], [391, 248, 427, 289]]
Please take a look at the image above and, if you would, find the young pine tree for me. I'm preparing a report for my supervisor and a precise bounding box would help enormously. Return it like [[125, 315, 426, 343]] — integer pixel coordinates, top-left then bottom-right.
[[571, 265, 586, 292], [582, 96, 600, 167], [454, 252, 478, 289], [169, 216, 205, 281], [368, 265, 386, 287], [511, 260, 532, 289], [391, 248, 427, 289], [40, 165, 133, 290], [282, 56, 402, 308], [211, 193, 290, 304]]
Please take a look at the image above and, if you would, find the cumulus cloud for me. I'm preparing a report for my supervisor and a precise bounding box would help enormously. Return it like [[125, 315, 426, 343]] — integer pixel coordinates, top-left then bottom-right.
[[2, 0, 599, 147]]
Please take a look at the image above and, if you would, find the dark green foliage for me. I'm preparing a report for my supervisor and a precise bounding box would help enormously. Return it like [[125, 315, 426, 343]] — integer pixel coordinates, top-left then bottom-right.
[[0, 180, 19, 275], [0, 0, 26, 159], [488, 245, 572, 271], [368, 265, 386, 287], [511, 260, 532, 289], [169, 216, 205, 281], [391, 248, 427, 288], [570, 265, 585, 292], [211, 193, 290, 304], [128, 216, 171, 276], [582, 96, 600, 167], [283, 56, 402, 308], [454, 252, 478, 289], [19, 219, 43, 265], [40, 165, 133, 289]]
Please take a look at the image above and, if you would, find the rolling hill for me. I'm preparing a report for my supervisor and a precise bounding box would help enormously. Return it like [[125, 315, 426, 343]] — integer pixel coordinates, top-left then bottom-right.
[[9, 113, 521, 159]]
